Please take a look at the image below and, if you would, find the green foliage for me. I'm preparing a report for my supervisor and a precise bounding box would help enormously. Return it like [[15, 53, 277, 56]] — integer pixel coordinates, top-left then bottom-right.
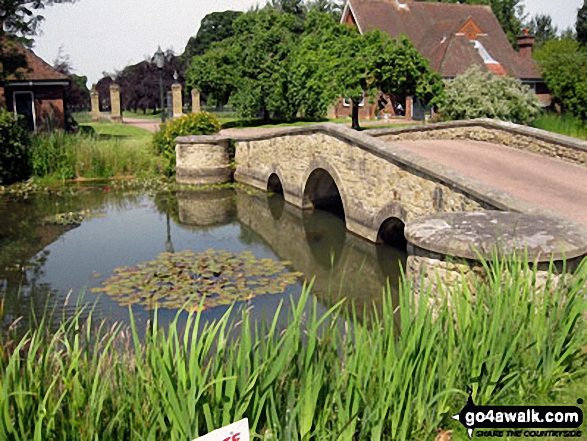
[[532, 113, 587, 140], [0, 0, 77, 84], [1, 256, 587, 439], [534, 38, 587, 120], [182, 11, 243, 61], [0, 108, 31, 185], [578, 0, 587, 46], [30, 131, 163, 181], [440, 65, 540, 124], [152, 112, 221, 175], [187, 9, 443, 127], [528, 14, 558, 46]]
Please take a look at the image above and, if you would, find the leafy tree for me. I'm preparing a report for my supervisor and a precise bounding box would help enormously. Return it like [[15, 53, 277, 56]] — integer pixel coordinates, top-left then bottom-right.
[[187, 9, 298, 120], [53, 50, 90, 111], [0, 0, 77, 85], [307, 0, 343, 20], [270, 0, 305, 17], [186, 41, 238, 108], [96, 49, 185, 114], [182, 11, 242, 61], [578, 0, 587, 46], [527, 14, 558, 45], [534, 38, 587, 120], [95, 75, 113, 111], [440, 65, 540, 124], [292, 13, 442, 129]]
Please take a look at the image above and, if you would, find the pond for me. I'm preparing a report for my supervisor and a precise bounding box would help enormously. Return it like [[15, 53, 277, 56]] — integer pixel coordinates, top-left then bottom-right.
[[0, 184, 406, 334]]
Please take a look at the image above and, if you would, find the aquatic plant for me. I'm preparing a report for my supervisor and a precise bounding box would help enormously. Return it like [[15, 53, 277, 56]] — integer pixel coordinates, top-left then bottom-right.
[[91, 249, 304, 311], [1, 256, 586, 440]]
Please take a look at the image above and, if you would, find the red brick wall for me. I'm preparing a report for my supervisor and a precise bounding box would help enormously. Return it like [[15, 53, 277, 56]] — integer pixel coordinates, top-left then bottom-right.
[[5, 84, 66, 130]]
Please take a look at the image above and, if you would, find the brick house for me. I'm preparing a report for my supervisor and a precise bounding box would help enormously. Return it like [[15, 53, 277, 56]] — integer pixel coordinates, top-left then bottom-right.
[[1, 42, 69, 131], [335, 0, 548, 120]]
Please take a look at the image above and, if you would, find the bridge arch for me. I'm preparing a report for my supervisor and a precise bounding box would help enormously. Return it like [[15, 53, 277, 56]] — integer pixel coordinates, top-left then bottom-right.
[[374, 201, 408, 249], [302, 163, 347, 221], [267, 173, 284, 195]]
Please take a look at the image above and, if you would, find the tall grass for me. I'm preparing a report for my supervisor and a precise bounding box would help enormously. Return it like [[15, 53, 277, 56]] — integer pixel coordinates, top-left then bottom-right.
[[1, 256, 586, 440], [532, 113, 587, 140], [30, 132, 164, 182]]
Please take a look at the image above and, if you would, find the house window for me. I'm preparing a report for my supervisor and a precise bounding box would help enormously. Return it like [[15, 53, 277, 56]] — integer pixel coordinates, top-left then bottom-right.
[[342, 94, 365, 107]]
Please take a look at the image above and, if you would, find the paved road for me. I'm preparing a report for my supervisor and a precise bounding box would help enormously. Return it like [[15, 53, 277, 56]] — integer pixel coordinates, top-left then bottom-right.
[[122, 117, 160, 133], [392, 139, 587, 226]]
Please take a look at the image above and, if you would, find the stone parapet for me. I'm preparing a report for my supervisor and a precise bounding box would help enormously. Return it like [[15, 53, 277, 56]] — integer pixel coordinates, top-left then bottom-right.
[[175, 135, 233, 185], [404, 211, 587, 306], [368, 118, 587, 167]]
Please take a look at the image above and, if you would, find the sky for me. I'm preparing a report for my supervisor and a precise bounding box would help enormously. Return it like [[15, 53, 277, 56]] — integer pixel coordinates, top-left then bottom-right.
[[32, 0, 584, 88]]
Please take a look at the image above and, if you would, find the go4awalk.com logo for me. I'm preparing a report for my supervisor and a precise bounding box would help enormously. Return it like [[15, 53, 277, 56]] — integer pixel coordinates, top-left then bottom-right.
[[452, 389, 584, 438]]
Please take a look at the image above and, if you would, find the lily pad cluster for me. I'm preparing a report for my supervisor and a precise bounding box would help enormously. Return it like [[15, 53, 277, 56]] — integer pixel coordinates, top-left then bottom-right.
[[40, 211, 85, 226], [92, 249, 305, 311]]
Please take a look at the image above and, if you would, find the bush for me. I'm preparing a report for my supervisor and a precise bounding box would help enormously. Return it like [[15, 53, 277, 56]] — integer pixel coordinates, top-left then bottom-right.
[[0, 109, 31, 185], [152, 112, 221, 176], [440, 66, 541, 125]]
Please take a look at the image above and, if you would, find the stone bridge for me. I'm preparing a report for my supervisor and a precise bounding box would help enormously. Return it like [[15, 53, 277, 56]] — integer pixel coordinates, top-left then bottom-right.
[[176, 119, 587, 245]]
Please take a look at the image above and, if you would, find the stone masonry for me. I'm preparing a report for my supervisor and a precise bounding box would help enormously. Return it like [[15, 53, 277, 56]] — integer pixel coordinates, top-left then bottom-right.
[[90, 87, 100, 121], [369, 119, 587, 168], [109, 84, 122, 122], [172, 83, 183, 118], [176, 122, 587, 245]]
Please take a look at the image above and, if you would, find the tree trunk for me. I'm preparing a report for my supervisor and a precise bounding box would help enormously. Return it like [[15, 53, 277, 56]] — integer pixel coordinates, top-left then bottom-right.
[[351, 100, 361, 130], [262, 105, 270, 122]]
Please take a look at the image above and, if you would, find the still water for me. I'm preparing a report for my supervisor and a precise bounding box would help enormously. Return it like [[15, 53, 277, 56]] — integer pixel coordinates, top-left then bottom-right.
[[0, 185, 406, 333]]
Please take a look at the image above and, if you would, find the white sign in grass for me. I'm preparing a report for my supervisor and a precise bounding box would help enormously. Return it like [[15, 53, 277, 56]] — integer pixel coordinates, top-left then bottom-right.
[[191, 418, 250, 441]]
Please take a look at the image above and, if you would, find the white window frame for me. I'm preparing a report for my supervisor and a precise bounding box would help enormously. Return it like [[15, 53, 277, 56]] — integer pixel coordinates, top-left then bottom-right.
[[342, 94, 365, 107], [13, 91, 36, 131]]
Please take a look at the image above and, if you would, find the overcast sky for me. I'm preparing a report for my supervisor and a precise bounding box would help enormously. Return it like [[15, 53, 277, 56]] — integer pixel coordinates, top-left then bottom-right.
[[32, 0, 584, 87]]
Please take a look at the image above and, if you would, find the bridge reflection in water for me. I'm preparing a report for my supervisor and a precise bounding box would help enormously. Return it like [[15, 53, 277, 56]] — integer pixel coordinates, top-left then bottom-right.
[[177, 188, 407, 320]]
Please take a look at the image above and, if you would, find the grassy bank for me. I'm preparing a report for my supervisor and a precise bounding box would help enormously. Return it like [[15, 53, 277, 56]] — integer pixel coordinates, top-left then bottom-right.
[[29, 124, 162, 184], [533, 113, 587, 140], [1, 256, 586, 440]]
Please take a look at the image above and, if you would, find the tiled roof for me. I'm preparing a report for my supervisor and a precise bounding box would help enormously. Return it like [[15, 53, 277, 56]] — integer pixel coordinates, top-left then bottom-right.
[[346, 0, 542, 80], [3, 39, 68, 82]]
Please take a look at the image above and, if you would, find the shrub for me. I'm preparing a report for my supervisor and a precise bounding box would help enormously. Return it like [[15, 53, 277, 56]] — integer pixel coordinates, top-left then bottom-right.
[[152, 112, 221, 175], [440, 66, 541, 125], [0, 109, 31, 185]]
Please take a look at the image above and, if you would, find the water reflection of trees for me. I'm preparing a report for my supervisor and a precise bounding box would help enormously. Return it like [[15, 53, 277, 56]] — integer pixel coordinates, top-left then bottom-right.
[[0, 187, 131, 333]]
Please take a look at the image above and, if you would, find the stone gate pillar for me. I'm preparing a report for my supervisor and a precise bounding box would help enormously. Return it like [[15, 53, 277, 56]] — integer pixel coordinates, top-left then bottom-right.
[[90, 86, 100, 121], [172, 84, 183, 118], [327, 105, 337, 119], [109, 84, 122, 122], [191, 89, 201, 113]]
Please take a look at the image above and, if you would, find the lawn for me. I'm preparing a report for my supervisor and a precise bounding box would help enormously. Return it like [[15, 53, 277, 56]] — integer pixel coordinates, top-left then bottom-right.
[[80, 121, 152, 140]]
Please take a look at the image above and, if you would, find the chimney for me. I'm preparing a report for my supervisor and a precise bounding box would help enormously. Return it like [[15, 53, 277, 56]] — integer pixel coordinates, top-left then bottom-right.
[[517, 29, 535, 59]]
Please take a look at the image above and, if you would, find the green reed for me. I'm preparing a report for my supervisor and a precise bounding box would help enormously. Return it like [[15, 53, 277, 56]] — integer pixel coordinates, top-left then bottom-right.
[[532, 113, 587, 140], [1, 255, 586, 440], [29, 132, 164, 182]]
